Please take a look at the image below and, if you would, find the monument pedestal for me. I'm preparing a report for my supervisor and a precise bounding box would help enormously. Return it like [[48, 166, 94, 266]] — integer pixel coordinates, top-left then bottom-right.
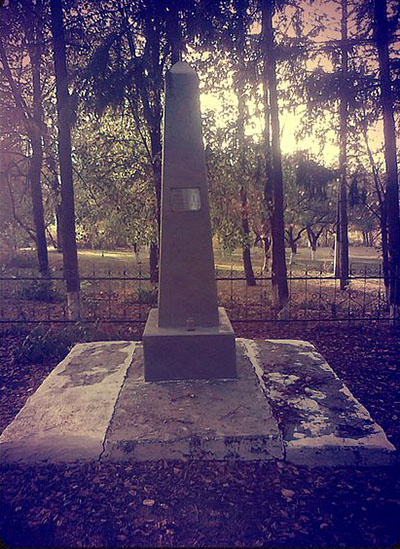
[[0, 339, 395, 466], [143, 307, 236, 381]]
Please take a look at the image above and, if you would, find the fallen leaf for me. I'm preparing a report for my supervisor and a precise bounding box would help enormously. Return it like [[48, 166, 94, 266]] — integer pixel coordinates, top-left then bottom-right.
[[143, 499, 155, 507]]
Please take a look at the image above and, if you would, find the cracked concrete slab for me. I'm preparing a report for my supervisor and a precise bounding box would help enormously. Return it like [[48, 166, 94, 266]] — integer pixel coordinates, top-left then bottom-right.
[[242, 339, 396, 467], [0, 341, 137, 463]]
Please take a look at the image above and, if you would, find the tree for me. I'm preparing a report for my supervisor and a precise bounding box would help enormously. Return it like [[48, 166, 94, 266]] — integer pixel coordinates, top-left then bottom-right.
[[232, 0, 256, 286], [260, 0, 289, 309], [347, 170, 378, 248], [374, 0, 400, 317], [333, 0, 349, 289], [0, 1, 49, 275], [0, 152, 34, 258], [72, 109, 154, 251], [300, 0, 385, 284], [203, 110, 246, 256], [358, 117, 390, 294], [50, 0, 80, 319], [81, 0, 183, 282], [284, 152, 336, 262]]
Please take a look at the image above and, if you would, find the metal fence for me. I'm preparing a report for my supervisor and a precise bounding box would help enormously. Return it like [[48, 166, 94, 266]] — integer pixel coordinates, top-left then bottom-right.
[[0, 262, 396, 325]]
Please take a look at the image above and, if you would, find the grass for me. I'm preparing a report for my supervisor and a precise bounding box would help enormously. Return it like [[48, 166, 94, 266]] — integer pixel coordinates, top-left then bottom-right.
[[6, 244, 382, 277]]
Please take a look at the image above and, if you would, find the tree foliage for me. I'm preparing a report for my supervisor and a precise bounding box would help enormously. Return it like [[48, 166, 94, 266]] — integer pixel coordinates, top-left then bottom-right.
[[0, 0, 398, 304]]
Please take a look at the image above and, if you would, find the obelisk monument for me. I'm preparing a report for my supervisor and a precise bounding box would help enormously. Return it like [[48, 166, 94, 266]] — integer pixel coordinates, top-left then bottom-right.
[[143, 61, 236, 381]]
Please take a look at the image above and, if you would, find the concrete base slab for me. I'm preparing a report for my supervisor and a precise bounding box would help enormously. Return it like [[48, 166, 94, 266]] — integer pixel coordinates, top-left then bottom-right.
[[103, 343, 281, 461], [143, 307, 236, 381], [0, 342, 136, 463], [243, 339, 396, 467], [0, 339, 396, 467]]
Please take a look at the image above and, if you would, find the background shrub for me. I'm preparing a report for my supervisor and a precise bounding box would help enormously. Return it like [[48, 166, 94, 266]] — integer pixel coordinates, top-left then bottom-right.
[[12, 323, 96, 365], [137, 288, 158, 305], [13, 279, 64, 303], [7, 252, 37, 270]]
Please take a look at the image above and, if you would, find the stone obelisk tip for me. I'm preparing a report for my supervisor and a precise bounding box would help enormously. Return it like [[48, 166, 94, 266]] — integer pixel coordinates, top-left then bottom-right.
[[169, 61, 196, 74]]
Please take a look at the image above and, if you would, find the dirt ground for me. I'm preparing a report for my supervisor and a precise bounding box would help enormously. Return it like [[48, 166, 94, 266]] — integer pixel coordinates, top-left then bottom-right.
[[0, 321, 399, 548]]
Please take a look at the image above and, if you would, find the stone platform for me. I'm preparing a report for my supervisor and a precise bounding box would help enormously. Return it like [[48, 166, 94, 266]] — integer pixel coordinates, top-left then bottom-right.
[[0, 340, 396, 467]]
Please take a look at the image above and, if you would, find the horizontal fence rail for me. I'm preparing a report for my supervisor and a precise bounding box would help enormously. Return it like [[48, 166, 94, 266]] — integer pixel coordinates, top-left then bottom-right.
[[0, 263, 397, 325]]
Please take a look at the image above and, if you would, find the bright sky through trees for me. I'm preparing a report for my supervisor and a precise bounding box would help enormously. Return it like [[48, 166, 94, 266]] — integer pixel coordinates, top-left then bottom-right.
[[200, 90, 339, 163], [200, 0, 386, 166]]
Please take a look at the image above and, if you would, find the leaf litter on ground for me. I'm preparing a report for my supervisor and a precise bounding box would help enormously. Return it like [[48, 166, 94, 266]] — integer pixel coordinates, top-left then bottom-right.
[[0, 322, 399, 547]]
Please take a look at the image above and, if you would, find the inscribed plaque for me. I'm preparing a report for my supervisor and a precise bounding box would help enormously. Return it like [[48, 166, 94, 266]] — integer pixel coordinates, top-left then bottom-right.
[[170, 188, 201, 212]]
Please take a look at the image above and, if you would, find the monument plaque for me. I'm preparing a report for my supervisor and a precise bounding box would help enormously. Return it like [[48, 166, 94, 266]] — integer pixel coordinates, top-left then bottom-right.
[[170, 188, 201, 211], [143, 61, 236, 381]]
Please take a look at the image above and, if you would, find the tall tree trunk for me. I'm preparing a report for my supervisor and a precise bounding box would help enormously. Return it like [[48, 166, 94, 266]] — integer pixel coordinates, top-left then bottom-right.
[[307, 226, 318, 261], [255, 155, 271, 276], [149, 127, 161, 283], [261, 231, 271, 274], [29, 132, 48, 275], [261, 29, 274, 278], [361, 122, 390, 301], [374, 0, 400, 317], [142, 14, 163, 283], [0, 25, 48, 275], [50, 0, 80, 319], [28, 5, 48, 276], [125, 12, 164, 282], [261, 0, 288, 309], [240, 185, 256, 286], [56, 203, 63, 251], [380, 200, 390, 302], [334, 0, 349, 289], [149, 241, 158, 284], [287, 226, 298, 255], [147, 72, 162, 228], [238, 126, 256, 286], [235, 5, 256, 287]]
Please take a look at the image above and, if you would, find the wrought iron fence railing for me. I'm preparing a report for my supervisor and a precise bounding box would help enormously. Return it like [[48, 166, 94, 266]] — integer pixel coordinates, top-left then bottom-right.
[[0, 264, 397, 325]]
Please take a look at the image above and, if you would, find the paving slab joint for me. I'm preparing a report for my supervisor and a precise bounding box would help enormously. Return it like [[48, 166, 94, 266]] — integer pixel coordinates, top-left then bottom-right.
[[239, 338, 286, 462], [98, 345, 138, 462]]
